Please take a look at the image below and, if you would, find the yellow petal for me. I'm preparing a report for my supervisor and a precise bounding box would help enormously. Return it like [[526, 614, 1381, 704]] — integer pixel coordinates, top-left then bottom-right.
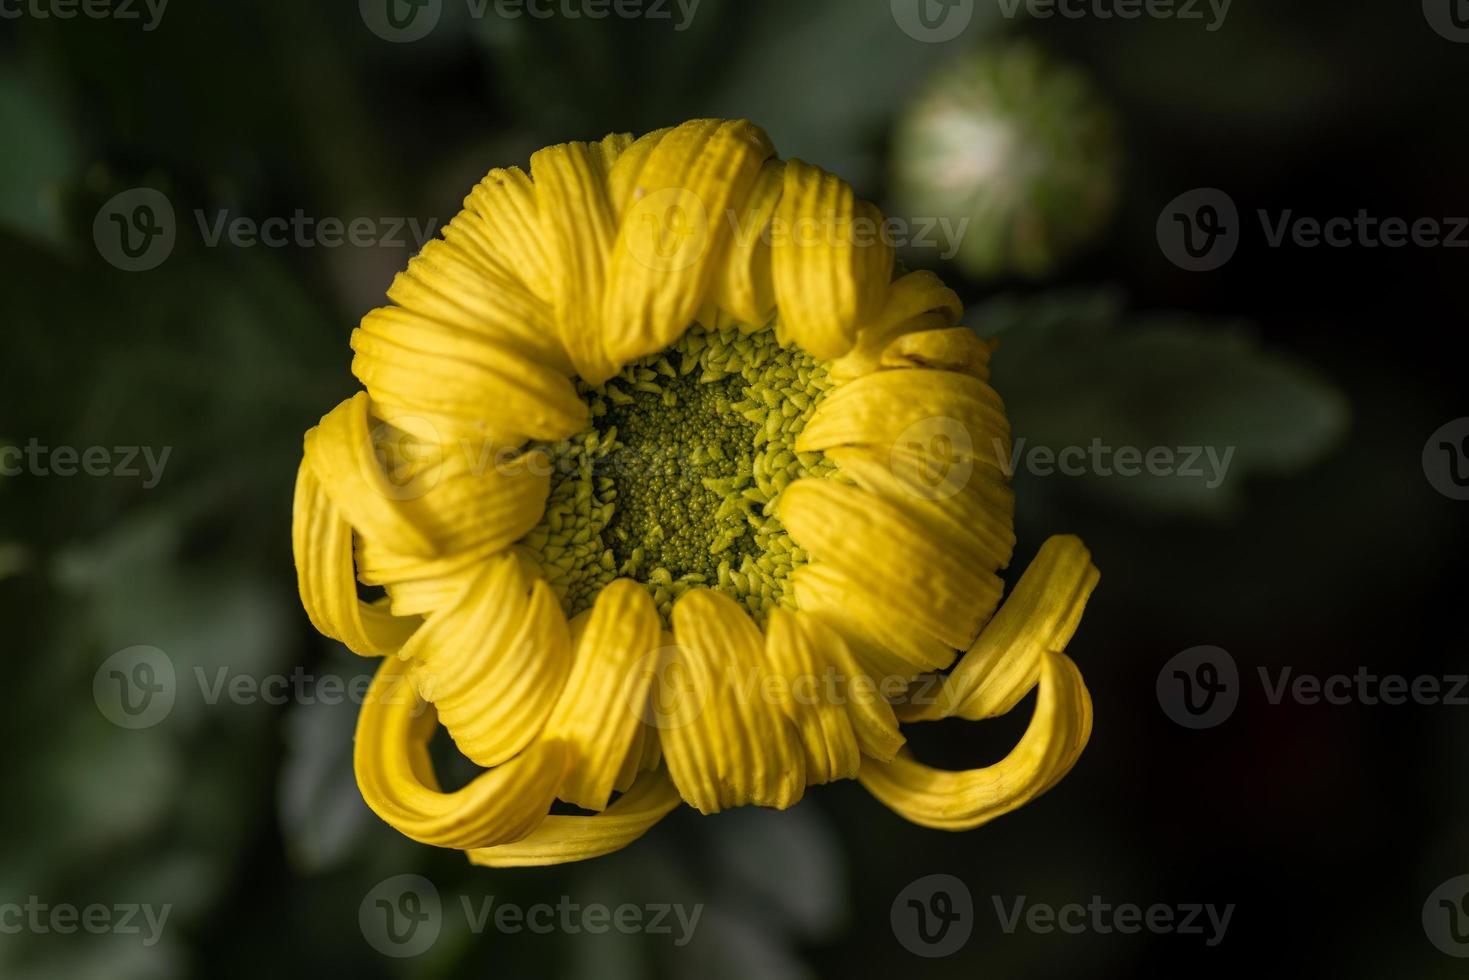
[[659, 589, 806, 813], [789, 562, 956, 679], [879, 327, 994, 379], [292, 459, 420, 657], [781, 478, 1004, 655], [385, 240, 572, 375], [772, 160, 893, 360], [303, 392, 435, 558], [796, 369, 1010, 484], [403, 553, 571, 768], [531, 141, 622, 383], [858, 650, 1092, 830], [462, 166, 554, 302], [901, 535, 1099, 722], [763, 608, 861, 785], [353, 655, 566, 848], [466, 769, 681, 868], [602, 119, 775, 365], [352, 312, 587, 443], [826, 445, 1016, 621], [544, 579, 663, 811], [829, 270, 964, 380], [711, 157, 785, 326]]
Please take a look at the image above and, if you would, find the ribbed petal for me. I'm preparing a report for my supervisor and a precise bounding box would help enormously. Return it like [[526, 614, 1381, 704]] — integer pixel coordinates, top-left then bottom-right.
[[772, 159, 893, 360], [826, 445, 1016, 628], [353, 655, 566, 849], [400, 553, 571, 768], [901, 535, 1099, 722], [828, 270, 964, 380], [352, 312, 586, 443], [465, 770, 681, 868], [385, 240, 572, 375], [781, 478, 1004, 656], [763, 608, 861, 785], [303, 392, 435, 558], [858, 650, 1092, 831], [544, 579, 663, 811], [292, 459, 420, 657], [879, 327, 994, 379], [790, 562, 957, 679], [659, 590, 806, 813], [602, 119, 775, 365], [531, 141, 622, 383], [462, 167, 554, 302], [796, 369, 1011, 485], [712, 158, 785, 326]]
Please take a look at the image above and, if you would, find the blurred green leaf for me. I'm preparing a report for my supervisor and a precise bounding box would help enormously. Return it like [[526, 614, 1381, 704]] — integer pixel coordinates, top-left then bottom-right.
[[973, 289, 1350, 516], [0, 67, 78, 247]]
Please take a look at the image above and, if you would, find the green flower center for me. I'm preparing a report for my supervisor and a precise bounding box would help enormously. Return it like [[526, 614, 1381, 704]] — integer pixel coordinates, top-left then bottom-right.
[[521, 322, 834, 624]]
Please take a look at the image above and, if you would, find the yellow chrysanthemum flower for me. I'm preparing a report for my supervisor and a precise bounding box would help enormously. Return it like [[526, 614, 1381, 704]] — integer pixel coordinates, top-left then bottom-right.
[[291, 119, 1099, 867]]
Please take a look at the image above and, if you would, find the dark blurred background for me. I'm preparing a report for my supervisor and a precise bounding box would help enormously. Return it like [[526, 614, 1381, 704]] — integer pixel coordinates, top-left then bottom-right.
[[3, 1, 1467, 977]]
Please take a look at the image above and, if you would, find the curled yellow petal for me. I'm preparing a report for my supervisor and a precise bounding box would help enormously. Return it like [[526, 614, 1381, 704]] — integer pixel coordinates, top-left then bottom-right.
[[545, 578, 663, 811], [462, 166, 554, 301], [292, 459, 420, 657], [404, 553, 571, 768], [603, 119, 775, 364], [829, 270, 964, 380], [351, 310, 587, 442], [879, 327, 995, 379], [659, 590, 806, 814], [353, 655, 567, 849], [902, 535, 1099, 722], [858, 650, 1092, 831], [782, 478, 1004, 653], [531, 141, 622, 383], [772, 159, 892, 360], [712, 157, 785, 326], [796, 369, 1011, 483], [465, 770, 681, 868], [763, 608, 861, 785]]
